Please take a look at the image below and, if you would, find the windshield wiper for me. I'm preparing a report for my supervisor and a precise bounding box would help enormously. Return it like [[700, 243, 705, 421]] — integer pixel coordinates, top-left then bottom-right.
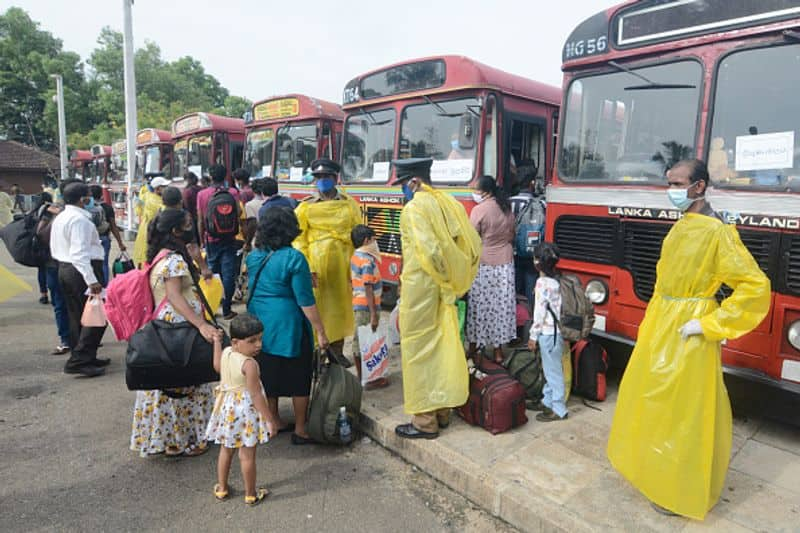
[[423, 95, 463, 117], [609, 60, 696, 91], [358, 107, 392, 126]]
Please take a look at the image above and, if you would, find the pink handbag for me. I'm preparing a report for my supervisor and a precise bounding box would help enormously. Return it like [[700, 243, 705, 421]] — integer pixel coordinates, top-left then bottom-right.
[[81, 294, 107, 328]]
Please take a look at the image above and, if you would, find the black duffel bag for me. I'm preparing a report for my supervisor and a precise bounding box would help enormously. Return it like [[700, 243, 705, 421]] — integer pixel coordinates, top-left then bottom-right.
[[0, 212, 48, 267], [125, 267, 228, 390]]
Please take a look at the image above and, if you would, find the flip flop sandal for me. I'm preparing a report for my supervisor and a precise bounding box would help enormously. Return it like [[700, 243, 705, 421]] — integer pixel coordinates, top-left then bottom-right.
[[164, 446, 183, 457], [184, 444, 209, 457], [213, 483, 229, 501], [277, 423, 295, 434], [244, 487, 270, 506]]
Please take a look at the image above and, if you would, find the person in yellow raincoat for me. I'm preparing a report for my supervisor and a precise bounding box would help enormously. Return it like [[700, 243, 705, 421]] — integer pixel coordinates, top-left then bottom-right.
[[294, 159, 362, 359], [607, 159, 770, 520], [132, 176, 170, 266], [392, 158, 481, 439], [0, 182, 14, 229]]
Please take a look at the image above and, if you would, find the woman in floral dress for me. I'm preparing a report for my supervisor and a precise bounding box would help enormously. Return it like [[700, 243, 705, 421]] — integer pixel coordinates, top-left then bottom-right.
[[130, 209, 218, 457]]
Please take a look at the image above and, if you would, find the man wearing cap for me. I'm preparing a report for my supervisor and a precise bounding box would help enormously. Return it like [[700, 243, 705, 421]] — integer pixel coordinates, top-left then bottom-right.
[[294, 158, 362, 362], [392, 158, 481, 439], [132, 174, 169, 266]]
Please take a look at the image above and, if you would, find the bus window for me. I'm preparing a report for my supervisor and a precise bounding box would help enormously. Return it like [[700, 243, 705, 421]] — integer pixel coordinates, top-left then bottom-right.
[[400, 97, 480, 183], [230, 141, 244, 172], [188, 135, 212, 177], [483, 100, 497, 178], [173, 140, 188, 179], [245, 128, 274, 178], [709, 44, 800, 191], [276, 124, 317, 181], [342, 109, 396, 182]]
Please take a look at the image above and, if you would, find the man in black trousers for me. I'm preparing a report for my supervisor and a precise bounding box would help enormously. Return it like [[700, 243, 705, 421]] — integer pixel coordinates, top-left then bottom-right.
[[49, 181, 109, 377]]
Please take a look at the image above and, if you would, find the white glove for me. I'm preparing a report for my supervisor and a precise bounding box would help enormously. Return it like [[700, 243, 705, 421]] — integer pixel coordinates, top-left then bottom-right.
[[679, 319, 704, 340]]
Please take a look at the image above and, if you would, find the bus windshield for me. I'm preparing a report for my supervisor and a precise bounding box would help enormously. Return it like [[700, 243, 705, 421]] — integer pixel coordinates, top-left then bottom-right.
[[560, 60, 702, 183], [709, 44, 800, 192], [275, 124, 317, 181], [173, 140, 188, 179], [400, 97, 479, 183], [342, 108, 395, 183], [245, 128, 274, 178]]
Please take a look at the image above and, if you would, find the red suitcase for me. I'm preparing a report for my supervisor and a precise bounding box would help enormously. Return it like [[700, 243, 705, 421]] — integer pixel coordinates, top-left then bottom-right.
[[458, 360, 528, 434]]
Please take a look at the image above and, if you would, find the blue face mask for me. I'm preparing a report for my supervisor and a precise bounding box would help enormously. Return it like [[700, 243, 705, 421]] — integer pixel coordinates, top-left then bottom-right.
[[84, 197, 95, 210], [402, 183, 415, 201], [451, 139, 460, 151], [316, 177, 335, 193], [667, 183, 702, 211]]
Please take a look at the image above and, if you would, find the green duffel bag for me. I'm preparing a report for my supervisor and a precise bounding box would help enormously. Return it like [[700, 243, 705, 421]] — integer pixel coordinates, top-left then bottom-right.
[[307, 349, 363, 445], [502, 347, 544, 401]]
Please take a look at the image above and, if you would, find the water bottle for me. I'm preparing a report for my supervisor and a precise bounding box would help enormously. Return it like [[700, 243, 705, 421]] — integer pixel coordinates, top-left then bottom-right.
[[337, 406, 352, 444]]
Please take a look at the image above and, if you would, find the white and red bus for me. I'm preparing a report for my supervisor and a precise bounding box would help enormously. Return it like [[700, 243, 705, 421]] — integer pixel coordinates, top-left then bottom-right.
[[171, 112, 245, 183], [310, 55, 560, 291], [244, 94, 343, 186], [68, 149, 92, 180], [88, 144, 112, 184], [550, 0, 800, 392]]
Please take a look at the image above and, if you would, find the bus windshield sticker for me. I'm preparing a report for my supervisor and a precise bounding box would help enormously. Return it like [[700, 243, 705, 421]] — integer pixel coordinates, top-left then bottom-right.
[[430, 159, 473, 181], [189, 165, 203, 178], [262, 165, 272, 177], [373, 162, 390, 181], [734, 131, 795, 171], [290, 167, 304, 181]]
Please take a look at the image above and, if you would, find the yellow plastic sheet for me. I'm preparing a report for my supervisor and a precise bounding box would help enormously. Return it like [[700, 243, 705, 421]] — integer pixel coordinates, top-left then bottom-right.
[[132, 186, 163, 266], [0, 191, 13, 229], [294, 192, 362, 343], [607, 213, 770, 519], [399, 184, 481, 414], [198, 274, 223, 320], [0, 263, 32, 303]]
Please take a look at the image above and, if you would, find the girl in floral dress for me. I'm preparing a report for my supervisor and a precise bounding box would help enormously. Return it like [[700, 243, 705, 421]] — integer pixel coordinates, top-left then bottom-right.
[[130, 209, 218, 457], [206, 313, 277, 505]]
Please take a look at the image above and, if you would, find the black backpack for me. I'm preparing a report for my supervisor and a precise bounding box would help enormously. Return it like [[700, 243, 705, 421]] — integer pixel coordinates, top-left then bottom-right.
[[205, 188, 239, 239], [0, 208, 50, 267], [571, 339, 608, 401]]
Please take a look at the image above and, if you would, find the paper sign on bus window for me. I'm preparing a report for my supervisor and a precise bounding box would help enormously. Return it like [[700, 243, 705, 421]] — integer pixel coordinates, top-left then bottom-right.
[[188, 165, 203, 178], [261, 165, 272, 178], [735, 131, 795, 171], [430, 159, 474, 181], [289, 167, 304, 181], [373, 161, 390, 181]]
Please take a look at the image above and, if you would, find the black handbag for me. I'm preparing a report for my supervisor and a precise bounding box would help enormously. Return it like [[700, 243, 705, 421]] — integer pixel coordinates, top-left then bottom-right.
[[125, 263, 229, 390], [113, 252, 135, 276]]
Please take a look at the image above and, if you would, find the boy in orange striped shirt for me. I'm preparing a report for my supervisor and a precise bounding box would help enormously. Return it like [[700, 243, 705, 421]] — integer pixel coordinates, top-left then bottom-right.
[[350, 225, 388, 388]]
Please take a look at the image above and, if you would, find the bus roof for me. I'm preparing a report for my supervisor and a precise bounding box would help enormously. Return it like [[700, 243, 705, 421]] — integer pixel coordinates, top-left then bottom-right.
[[137, 128, 172, 146], [562, 1, 800, 70], [342, 55, 561, 109], [171, 112, 245, 138], [70, 149, 92, 163], [90, 144, 111, 159], [248, 94, 343, 127]]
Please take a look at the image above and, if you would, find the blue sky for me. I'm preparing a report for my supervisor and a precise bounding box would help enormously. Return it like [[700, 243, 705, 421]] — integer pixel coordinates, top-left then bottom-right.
[[5, 0, 605, 104]]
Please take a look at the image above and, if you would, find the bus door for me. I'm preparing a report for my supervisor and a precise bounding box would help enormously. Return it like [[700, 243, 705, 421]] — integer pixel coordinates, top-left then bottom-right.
[[504, 112, 547, 194], [319, 121, 334, 160]]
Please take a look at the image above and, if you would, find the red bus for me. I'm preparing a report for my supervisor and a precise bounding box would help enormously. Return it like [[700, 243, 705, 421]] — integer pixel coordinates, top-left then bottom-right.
[[321, 55, 560, 290], [88, 144, 112, 184], [171, 112, 245, 184], [244, 94, 343, 187], [68, 149, 92, 180], [551, 1, 800, 393]]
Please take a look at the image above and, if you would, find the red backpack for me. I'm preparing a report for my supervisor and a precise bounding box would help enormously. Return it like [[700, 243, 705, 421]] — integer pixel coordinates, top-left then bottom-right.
[[205, 188, 239, 239], [104, 250, 169, 341], [571, 339, 608, 401]]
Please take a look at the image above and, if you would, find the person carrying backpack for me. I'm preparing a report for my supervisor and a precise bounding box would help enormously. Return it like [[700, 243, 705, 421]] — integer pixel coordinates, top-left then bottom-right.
[[197, 164, 242, 320], [527, 242, 567, 422], [89, 185, 126, 287]]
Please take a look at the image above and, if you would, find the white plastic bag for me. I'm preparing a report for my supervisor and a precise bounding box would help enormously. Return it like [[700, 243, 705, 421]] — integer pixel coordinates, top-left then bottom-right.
[[387, 300, 400, 346], [358, 325, 390, 386], [81, 294, 107, 327]]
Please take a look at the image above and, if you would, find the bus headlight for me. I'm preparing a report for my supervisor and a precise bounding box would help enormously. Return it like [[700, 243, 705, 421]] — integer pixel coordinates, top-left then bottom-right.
[[789, 321, 800, 351], [585, 280, 608, 305]]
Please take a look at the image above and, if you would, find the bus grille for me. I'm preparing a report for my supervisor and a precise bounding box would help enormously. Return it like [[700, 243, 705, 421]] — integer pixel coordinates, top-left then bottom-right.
[[787, 234, 800, 294], [365, 205, 402, 256], [553, 216, 618, 264], [621, 222, 672, 302]]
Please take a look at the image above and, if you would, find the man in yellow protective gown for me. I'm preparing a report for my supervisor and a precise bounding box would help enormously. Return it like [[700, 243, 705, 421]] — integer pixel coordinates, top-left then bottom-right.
[[132, 176, 169, 266], [607, 159, 770, 520], [392, 158, 481, 440], [294, 159, 361, 360], [0, 182, 14, 228]]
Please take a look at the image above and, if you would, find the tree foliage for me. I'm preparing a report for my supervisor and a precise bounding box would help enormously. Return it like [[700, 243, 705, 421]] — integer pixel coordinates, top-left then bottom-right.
[[0, 9, 251, 152]]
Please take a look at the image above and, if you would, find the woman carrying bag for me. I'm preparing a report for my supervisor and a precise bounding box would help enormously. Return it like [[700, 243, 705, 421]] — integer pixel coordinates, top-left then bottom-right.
[[130, 209, 217, 457]]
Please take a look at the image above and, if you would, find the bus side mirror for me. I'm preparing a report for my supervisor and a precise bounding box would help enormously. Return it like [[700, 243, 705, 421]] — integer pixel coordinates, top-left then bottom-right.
[[459, 113, 475, 150], [294, 139, 305, 161]]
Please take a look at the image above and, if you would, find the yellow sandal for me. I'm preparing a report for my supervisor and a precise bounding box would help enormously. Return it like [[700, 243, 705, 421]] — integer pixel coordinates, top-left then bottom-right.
[[213, 483, 229, 501], [244, 487, 270, 506]]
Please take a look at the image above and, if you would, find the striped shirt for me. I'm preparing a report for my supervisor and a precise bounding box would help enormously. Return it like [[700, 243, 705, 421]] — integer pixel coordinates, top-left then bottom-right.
[[351, 250, 382, 310]]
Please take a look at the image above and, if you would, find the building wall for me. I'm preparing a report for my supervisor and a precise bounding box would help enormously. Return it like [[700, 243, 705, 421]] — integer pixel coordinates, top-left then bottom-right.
[[0, 170, 50, 194]]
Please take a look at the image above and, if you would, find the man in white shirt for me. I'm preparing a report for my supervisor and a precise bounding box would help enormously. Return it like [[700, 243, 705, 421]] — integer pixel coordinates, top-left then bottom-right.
[[50, 181, 108, 377], [244, 179, 265, 221]]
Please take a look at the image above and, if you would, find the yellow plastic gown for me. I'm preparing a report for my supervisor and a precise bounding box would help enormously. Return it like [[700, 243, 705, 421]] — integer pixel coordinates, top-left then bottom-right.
[[132, 186, 163, 267], [0, 191, 13, 228], [399, 184, 481, 414], [294, 192, 362, 343], [607, 213, 770, 520]]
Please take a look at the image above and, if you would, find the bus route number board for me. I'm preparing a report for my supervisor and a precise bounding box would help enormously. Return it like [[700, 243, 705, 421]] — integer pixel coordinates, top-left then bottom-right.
[[564, 35, 608, 60]]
